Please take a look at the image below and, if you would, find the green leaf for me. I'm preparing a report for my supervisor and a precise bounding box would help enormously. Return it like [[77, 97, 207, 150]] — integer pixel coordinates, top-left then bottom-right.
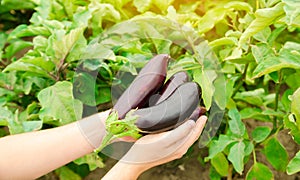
[[7, 24, 28, 41], [153, 0, 174, 13], [152, 39, 172, 54], [4, 40, 32, 59], [73, 72, 97, 106], [208, 37, 237, 49], [96, 87, 111, 104], [55, 166, 81, 180], [267, 25, 286, 45], [239, 2, 285, 46], [291, 88, 300, 129], [52, 27, 86, 65], [0, 0, 36, 13], [94, 110, 141, 153], [81, 43, 116, 60], [287, 150, 300, 175], [73, 153, 104, 171], [197, 7, 227, 34], [0, 32, 7, 50], [263, 137, 288, 171], [21, 75, 46, 95], [234, 88, 265, 106], [209, 166, 222, 180], [286, 71, 300, 91], [251, 43, 275, 63], [246, 162, 274, 180], [283, 0, 300, 27], [243, 140, 254, 156], [228, 141, 245, 174], [22, 121, 43, 132], [224, 1, 253, 12], [178, 1, 201, 13], [213, 75, 227, 110], [285, 115, 300, 144], [71, 9, 92, 29], [0, 107, 13, 126], [133, 0, 152, 13], [211, 153, 229, 177], [252, 42, 300, 78], [66, 30, 87, 63], [228, 108, 246, 136], [0, 71, 17, 89], [240, 108, 271, 121], [4, 57, 55, 79], [253, 27, 271, 43], [206, 135, 235, 160], [12, 26, 51, 38], [252, 126, 271, 143], [89, 2, 121, 36], [193, 69, 215, 110], [281, 89, 293, 111], [38, 81, 83, 125]]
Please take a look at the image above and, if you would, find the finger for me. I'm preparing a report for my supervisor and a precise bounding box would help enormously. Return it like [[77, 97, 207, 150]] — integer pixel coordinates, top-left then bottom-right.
[[176, 116, 207, 151], [192, 115, 208, 141], [162, 120, 196, 146]]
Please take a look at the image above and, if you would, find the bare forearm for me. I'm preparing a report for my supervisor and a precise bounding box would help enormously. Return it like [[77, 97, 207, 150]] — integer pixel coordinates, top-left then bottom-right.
[[0, 112, 108, 179]]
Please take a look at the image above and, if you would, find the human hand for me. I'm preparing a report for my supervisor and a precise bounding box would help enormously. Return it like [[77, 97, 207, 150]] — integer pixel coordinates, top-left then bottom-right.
[[121, 116, 207, 172]]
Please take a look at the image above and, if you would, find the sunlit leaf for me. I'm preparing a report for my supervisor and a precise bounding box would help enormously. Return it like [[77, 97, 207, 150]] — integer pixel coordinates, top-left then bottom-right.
[[55, 166, 81, 180], [193, 69, 215, 110], [38, 81, 83, 125], [73, 153, 104, 171], [228, 108, 246, 136], [291, 88, 300, 129], [211, 153, 229, 176], [252, 126, 271, 143], [206, 135, 235, 160], [228, 141, 245, 174], [246, 162, 274, 180], [239, 2, 285, 46], [287, 150, 300, 175], [263, 137, 288, 171]]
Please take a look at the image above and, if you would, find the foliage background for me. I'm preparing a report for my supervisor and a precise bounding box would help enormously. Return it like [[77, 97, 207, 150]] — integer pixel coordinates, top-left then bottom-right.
[[1, 0, 300, 179]]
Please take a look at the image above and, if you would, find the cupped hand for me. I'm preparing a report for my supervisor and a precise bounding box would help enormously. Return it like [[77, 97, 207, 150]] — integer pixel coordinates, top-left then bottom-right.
[[120, 116, 207, 171]]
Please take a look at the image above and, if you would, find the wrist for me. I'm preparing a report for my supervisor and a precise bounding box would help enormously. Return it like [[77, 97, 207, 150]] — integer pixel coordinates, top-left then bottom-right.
[[102, 161, 146, 180], [76, 110, 110, 150]]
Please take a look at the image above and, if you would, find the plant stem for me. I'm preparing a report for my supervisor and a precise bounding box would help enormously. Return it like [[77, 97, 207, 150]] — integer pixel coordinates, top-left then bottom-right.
[[232, 64, 249, 97], [273, 72, 282, 130], [94, 132, 114, 154], [252, 148, 257, 164], [227, 165, 233, 180]]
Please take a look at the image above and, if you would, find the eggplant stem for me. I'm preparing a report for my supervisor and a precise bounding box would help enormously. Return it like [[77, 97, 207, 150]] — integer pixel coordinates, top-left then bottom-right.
[[94, 132, 114, 154]]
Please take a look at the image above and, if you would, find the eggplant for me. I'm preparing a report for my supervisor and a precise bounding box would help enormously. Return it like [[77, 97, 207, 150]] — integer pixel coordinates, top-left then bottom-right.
[[134, 82, 201, 133], [189, 106, 207, 121], [113, 54, 170, 118], [149, 71, 189, 106]]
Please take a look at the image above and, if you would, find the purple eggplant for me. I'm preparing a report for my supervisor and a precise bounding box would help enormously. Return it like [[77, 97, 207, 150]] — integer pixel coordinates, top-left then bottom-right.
[[189, 106, 207, 121], [149, 71, 189, 106], [134, 82, 201, 133], [113, 54, 170, 118]]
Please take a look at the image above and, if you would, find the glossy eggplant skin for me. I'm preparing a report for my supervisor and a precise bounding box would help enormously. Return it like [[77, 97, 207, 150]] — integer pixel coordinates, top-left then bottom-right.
[[113, 54, 170, 119], [151, 71, 189, 106], [134, 82, 201, 133], [189, 106, 207, 121]]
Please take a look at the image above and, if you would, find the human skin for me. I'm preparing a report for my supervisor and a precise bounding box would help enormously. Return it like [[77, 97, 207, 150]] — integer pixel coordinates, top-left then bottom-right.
[[102, 116, 207, 180], [0, 110, 207, 180]]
